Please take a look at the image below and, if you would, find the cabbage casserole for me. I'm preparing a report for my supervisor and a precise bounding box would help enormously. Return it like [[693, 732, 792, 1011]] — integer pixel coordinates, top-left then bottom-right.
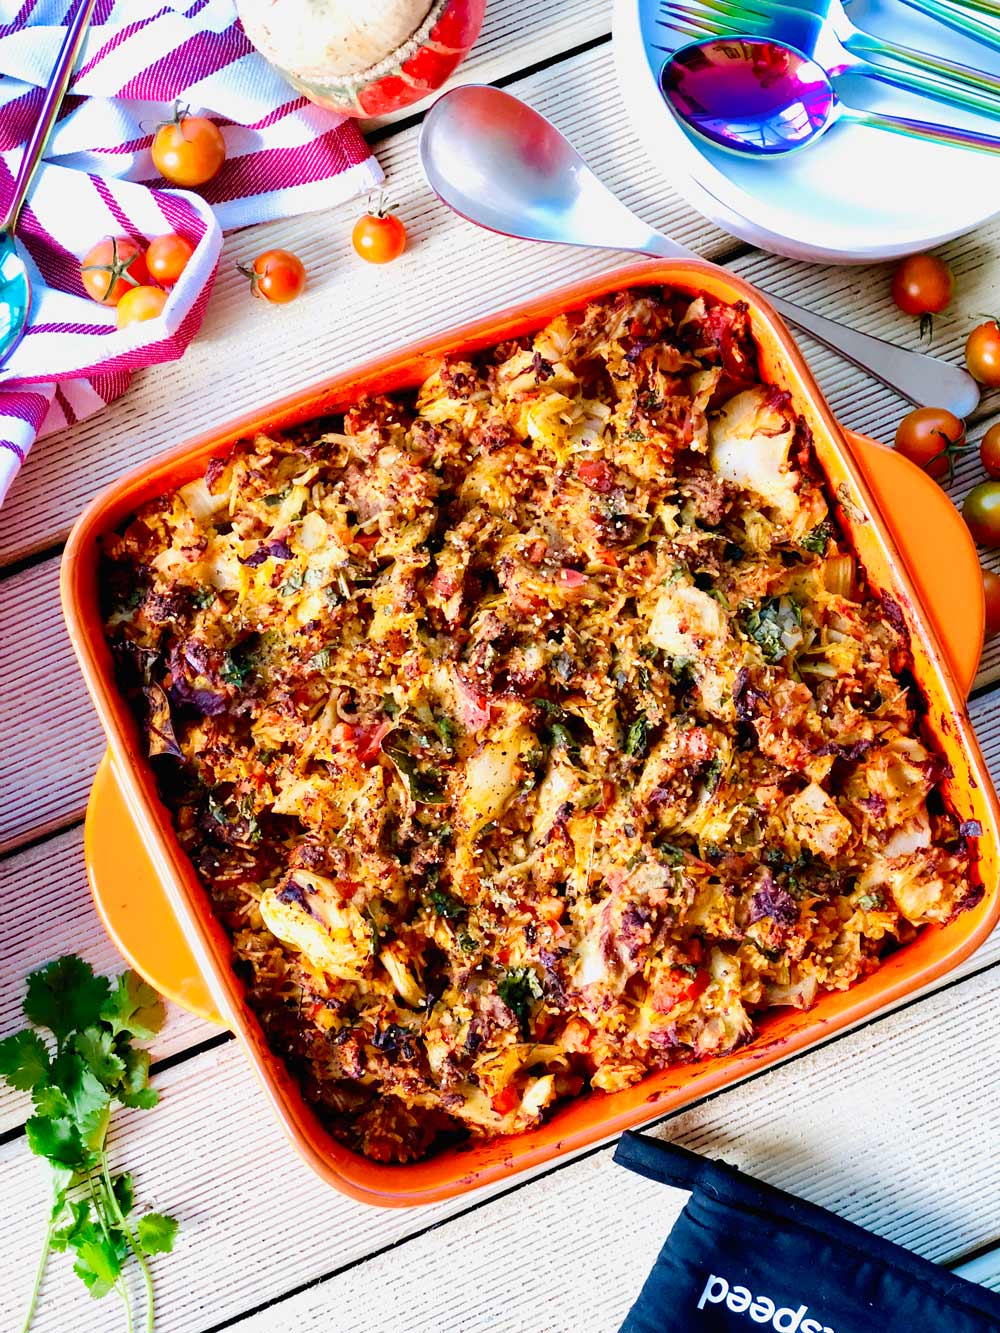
[[103, 288, 978, 1163]]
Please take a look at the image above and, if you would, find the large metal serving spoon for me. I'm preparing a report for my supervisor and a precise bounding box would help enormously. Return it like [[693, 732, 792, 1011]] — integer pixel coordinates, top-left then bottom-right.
[[0, 0, 98, 368], [419, 83, 980, 416], [662, 36, 1000, 160]]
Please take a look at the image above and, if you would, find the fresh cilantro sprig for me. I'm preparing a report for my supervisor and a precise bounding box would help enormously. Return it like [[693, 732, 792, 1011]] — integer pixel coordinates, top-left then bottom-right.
[[0, 957, 177, 1333]]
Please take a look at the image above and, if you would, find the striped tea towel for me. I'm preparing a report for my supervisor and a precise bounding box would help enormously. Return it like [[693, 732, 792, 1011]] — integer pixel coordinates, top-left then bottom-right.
[[0, 0, 384, 503]]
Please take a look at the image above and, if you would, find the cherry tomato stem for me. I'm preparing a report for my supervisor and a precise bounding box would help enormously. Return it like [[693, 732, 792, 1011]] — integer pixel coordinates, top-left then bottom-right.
[[152, 108, 226, 188], [241, 249, 306, 304], [891, 254, 954, 339], [352, 206, 406, 264], [80, 236, 149, 306]]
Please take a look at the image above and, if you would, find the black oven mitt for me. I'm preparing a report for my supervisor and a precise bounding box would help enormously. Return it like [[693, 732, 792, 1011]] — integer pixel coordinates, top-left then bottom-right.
[[614, 1131, 1000, 1333]]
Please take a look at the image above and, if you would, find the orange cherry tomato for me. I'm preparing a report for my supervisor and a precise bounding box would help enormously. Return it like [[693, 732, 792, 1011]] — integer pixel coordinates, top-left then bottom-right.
[[151, 112, 226, 188], [890, 254, 954, 318], [980, 424, 1000, 480], [984, 568, 1000, 640], [145, 233, 194, 286], [893, 406, 968, 483], [352, 207, 406, 264], [116, 284, 168, 329], [80, 236, 149, 306], [242, 249, 306, 304], [966, 319, 1000, 388]]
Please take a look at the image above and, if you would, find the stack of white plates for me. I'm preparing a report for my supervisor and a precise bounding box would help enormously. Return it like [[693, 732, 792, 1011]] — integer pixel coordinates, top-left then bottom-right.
[[614, 0, 1000, 262]]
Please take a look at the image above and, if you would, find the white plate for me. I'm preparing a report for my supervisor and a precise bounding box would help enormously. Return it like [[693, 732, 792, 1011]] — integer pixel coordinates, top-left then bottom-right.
[[614, 0, 1000, 262]]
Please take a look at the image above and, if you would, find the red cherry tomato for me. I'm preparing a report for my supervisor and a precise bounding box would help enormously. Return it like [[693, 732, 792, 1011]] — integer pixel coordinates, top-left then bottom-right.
[[890, 254, 954, 323], [966, 320, 1000, 388], [964, 482, 1000, 547], [242, 249, 306, 304], [145, 233, 194, 286], [151, 112, 225, 188], [490, 1085, 520, 1117], [893, 407, 967, 483], [115, 285, 168, 329], [983, 568, 1000, 640], [80, 236, 149, 306], [577, 458, 615, 492], [650, 966, 710, 1014], [980, 424, 1000, 479], [352, 207, 406, 264]]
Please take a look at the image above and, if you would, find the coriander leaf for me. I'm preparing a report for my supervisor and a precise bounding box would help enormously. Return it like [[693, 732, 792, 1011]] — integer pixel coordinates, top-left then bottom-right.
[[101, 971, 165, 1041], [433, 714, 457, 752], [738, 596, 802, 664], [118, 1047, 159, 1110], [801, 520, 833, 555], [111, 1171, 135, 1219], [857, 892, 885, 912], [25, 1115, 94, 1170], [548, 719, 581, 765], [220, 647, 256, 688], [381, 730, 447, 804], [33, 1083, 71, 1118], [50, 1199, 92, 1253], [701, 756, 725, 796], [73, 1229, 126, 1299], [73, 1027, 127, 1089], [137, 1212, 178, 1256], [0, 1029, 50, 1091], [497, 967, 543, 1038], [624, 715, 649, 758], [50, 1050, 112, 1150], [426, 886, 466, 920], [24, 957, 111, 1044]]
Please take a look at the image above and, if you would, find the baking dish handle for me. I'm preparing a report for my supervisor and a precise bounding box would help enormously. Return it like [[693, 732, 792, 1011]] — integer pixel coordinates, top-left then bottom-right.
[[83, 431, 983, 1021], [85, 751, 226, 1026], [847, 430, 983, 699]]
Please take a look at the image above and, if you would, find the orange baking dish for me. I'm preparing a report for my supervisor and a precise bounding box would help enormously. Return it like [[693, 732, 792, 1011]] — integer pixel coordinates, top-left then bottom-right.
[[61, 260, 1000, 1207]]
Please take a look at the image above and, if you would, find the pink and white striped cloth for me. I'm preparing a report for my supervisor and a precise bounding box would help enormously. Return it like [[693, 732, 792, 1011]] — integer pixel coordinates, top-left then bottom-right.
[[0, 0, 384, 502]]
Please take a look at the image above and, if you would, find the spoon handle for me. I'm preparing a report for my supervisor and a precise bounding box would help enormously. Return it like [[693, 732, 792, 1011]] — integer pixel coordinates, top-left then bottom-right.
[[758, 294, 980, 417], [843, 104, 1000, 156], [1, 0, 98, 233], [640, 235, 980, 415]]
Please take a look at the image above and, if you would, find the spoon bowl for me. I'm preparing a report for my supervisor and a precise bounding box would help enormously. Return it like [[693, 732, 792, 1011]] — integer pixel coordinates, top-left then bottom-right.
[[419, 84, 684, 256], [661, 36, 1000, 158], [0, 233, 31, 366], [661, 36, 836, 155]]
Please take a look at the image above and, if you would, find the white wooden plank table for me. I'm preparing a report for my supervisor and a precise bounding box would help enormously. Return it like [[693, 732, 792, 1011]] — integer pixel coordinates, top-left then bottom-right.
[[2, 3, 999, 1328]]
